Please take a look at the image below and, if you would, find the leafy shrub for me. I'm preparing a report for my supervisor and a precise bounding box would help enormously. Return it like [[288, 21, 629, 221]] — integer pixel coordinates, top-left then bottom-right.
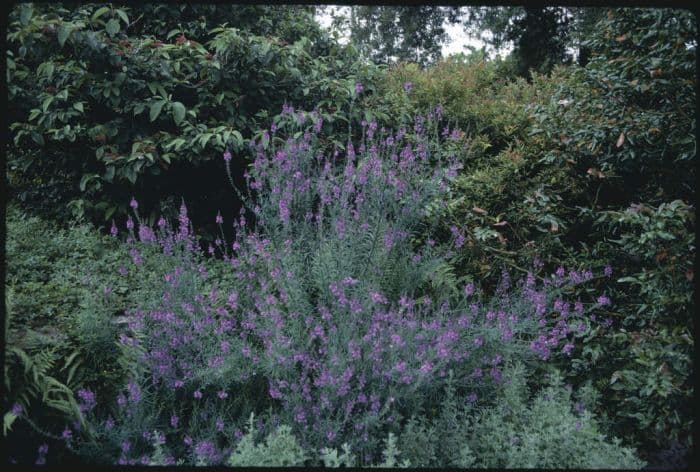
[[59, 108, 619, 466], [7, 3, 381, 228], [465, 365, 646, 469], [396, 364, 645, 469], [373, 8, 695, 456], [227, 413, 306, 466], [526, 8, 696, 452]]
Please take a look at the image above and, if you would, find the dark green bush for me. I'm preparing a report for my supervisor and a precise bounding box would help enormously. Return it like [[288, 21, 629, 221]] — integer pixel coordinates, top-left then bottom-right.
[[7, 3, 382, 228]]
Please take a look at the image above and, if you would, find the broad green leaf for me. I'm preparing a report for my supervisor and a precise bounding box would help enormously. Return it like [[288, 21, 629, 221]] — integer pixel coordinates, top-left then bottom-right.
[[79, 173, 98, 191], [19, 4, 33, 26], [58, 24, 73, 47], [73, 102, 84, 112], [31, 132, 44, 146], [41, 96, 54, 112], [91, 6, 110, 22], [43, 62, 55, 79], [171, 101, 186, 125], [105, 19, 120, 37], [115, 9, 129, 25], [149, 100, 166, 122], [232, 130, 243, 146], [4, 412, 17, 436], [104, 165, 115, 182]]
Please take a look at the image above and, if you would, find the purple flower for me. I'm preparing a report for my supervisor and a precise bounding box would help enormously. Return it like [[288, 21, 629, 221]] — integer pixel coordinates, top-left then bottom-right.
[[464, 282, 474, 297], [171, 415, 179, 427], [61, 426, 72, 441], [224, 150, 232, 162], [110, 220, 118, 237], [217, 391, 228, 399], [403, 81, 413, 94], [130, 197, 138, 210], [11, 403, 22, 417], [126, 381, 141, 403], [77, 388, 96, 411], [604, 265, 613, 277], [193, 390, 202, 399], [467, 392, 478, 403], [420, 361, 433, 374], [216, 211, 223, 224], [121, 440, 131, 453], [38, 444, 49, 455], [216, 418, 225, 432], [355, 82, 364, 95], [597, 295, 611, 306], [126, 216, 134, 230], [562, 343, 575, 356]]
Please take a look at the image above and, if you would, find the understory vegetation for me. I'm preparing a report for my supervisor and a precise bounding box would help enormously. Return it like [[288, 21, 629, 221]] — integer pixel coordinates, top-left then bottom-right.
[[5, 4, 694, 468]]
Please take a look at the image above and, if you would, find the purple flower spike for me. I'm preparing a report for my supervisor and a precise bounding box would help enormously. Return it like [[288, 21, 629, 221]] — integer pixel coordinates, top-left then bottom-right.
[[216, 211, 223, 224], [130, 197, 138, 210], [224, 150, 232, 162], [403, 81, 413, 94]]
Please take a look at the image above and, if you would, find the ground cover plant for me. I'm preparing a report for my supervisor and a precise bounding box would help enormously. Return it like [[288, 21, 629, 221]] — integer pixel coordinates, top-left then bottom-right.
[[5, 3, 693, 468]]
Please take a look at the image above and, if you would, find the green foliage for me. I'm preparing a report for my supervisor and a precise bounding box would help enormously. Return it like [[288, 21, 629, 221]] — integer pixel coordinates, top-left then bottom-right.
[[227, 413, 306, 467], [339, 6, 461, 67], [4, 286, 84, 439], [377, 8, 695, 454], [373, 433, 410, 468], [320, 442, 356, 467], [465, 367, 646, 468], [526, 8, 696, 450], [396, 364, 645, 468], [463, 7, 607, 71], [397, 415, 437, 467], [7, 3, 381, 225]]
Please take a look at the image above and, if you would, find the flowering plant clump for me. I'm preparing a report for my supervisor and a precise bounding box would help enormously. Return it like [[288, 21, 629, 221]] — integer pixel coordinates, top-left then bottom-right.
[[72, 106, 614, 466]]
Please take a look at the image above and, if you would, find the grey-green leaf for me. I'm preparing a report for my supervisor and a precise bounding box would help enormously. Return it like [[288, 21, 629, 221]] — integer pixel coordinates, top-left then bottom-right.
[[20, 4, 33, 26], [149, 100, 166, 122], [91, 6, 110, 22], [171, 101, 186, 125], [115, 9, 129, 25], [58, 25, 73, 47], [105, 19, 120, 37]]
